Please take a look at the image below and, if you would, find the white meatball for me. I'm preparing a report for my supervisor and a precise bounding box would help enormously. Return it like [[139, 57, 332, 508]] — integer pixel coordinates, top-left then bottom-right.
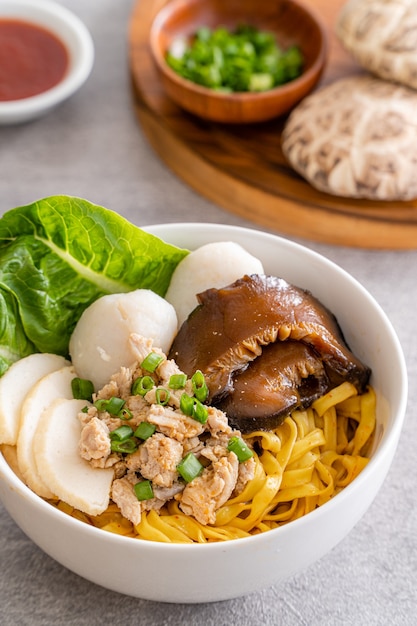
[[69, 290, 178, 390], [165, 242, 264, 326]]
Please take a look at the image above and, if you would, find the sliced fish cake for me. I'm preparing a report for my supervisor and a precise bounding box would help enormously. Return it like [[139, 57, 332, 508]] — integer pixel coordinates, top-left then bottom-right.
[[34, 398, 114, 515], [17, 365, 77, 498], [0, 353, 69, 445]]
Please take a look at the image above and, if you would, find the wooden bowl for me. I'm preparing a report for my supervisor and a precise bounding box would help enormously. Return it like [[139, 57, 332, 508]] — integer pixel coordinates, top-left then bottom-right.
[[149, 0, 328, 124]]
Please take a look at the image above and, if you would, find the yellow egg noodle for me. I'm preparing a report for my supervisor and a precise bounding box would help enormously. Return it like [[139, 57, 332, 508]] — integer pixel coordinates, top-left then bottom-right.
[[51, 381, 376, 543]]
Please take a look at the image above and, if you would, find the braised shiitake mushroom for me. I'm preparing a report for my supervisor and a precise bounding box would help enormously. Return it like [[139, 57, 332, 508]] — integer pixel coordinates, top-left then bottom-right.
[[169, 274, 371, 431]]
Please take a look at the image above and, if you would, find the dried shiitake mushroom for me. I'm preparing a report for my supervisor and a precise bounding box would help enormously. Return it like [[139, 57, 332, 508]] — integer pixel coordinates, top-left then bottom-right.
[[281, 75, 417, 201], [336, 0, 417, 89]]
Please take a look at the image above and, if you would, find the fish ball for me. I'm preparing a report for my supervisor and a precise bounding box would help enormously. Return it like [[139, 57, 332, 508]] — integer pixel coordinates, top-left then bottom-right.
[[165, 242, 264, 326], [69, 290, 178, 390]]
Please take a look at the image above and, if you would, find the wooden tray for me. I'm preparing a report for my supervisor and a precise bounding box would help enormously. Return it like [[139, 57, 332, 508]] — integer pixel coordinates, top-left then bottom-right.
[[129, 0, 417, 249]]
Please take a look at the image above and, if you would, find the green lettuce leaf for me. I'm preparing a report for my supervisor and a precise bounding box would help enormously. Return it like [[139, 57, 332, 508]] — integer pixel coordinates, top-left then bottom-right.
[[0, 196, 188, 374]]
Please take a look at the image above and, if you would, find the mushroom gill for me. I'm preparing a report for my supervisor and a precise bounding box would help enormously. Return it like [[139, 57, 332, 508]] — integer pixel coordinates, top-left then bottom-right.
[[168, 274, 371, 429], [215, 340, 330, 432]]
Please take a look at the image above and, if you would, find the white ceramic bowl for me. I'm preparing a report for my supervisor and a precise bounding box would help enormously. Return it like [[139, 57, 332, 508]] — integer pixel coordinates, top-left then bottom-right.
[[0, 0, 94, 124], [0, 223, 407, 603]]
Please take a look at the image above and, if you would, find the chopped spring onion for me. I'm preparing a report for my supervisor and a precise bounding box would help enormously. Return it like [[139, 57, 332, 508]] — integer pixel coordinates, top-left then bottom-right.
[[110, 438, 138, 454], [71, 377, 94, 401], [140, 352, 164, 373], [227, 436, 253, 462], [93, 398, 108, 412], [180, 392, 208, 424], [168, 373, 187, 389], [109, 425, 134, 441], [177, 453, 203, 483], [191, 370, 208, 403], [180, 392, 194, 416], [134, 480, 154, 501], [131, 375, 154, 396], [106, 397, 126, 415], [94, 396, 125, 416], [155, 387, 170, 406], [166, 24, 304, 93], [118, 407, 133, 421], [192, 399, 208, 424], [134, 421, 156, 440]]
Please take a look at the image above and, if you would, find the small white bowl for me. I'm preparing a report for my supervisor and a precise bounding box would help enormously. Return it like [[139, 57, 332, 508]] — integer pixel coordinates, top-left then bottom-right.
[[0, 223, 408, 603], [0, 0, 94, 124]]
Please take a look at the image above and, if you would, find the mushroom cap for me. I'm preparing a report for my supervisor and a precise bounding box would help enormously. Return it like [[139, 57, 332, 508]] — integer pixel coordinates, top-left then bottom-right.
[[281, 74, 417, 200], [336, 0, 417, 90], [169, 274, 370, 433]]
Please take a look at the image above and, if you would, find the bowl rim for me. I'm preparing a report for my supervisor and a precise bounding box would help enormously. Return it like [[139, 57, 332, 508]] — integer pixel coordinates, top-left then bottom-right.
[[0, 222, 408, 553], [0, 0, 94, 121], [149, 0, 328, 103]]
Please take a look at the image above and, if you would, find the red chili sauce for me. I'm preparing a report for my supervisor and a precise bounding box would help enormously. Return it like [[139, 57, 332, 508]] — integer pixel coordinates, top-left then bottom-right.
[[0, 19, 69, 101]]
